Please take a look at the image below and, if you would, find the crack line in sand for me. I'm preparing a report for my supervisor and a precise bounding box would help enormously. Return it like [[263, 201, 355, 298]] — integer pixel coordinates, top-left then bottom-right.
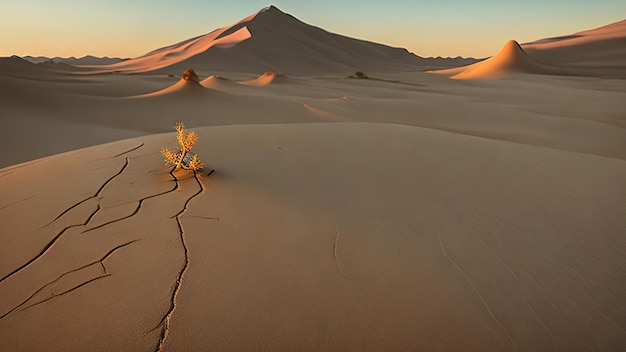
[[81, 168, 181, 234], [441, 191, 562, 349], [0, 157, 133, 283], [114, 143, 145, 158], [190, 216, 220, 221], [0, 202, 101, 284], [0, 240, 138, 319], [0, 195, 37, 211], [19, 274, 112, 312], [333, 221, 351, 281], [41, 157, 131, 229], [153, 171, 206, 352], [436, 230, 519, 352]]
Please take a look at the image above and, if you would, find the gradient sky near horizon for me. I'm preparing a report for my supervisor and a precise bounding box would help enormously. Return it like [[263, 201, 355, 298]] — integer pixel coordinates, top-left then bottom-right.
[[1, 0, 625, 59]]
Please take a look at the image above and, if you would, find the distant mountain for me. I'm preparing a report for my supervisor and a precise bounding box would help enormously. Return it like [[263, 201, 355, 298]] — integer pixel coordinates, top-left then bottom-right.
[[103, 5, 477, 75], [23, 55, 128, 66], [0, 55, 81, 78]]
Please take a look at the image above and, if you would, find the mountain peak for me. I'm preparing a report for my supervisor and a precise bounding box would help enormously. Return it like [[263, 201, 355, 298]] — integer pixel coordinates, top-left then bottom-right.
[[259, 5, 283, 14], [104, 4, 428, 75]]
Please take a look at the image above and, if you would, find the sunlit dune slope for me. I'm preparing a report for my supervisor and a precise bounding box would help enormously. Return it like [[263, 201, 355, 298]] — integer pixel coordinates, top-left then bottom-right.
[[429, 40, 563, 79], [102, 25, 252, 74]]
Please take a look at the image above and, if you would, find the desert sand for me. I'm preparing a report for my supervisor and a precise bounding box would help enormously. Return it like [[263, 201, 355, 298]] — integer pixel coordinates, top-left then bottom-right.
[[1, 6, 625, 352]]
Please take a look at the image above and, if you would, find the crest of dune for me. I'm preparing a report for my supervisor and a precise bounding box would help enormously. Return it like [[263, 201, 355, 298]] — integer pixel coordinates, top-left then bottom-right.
[[104, 26, 252, 73]]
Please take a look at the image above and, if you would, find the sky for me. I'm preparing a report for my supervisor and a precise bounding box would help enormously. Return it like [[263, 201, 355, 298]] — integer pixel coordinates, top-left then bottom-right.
[[1, 0, 624, 59]]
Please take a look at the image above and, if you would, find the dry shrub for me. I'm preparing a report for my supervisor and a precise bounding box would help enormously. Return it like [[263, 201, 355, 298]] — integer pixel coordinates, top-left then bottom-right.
[[161, 122, 204, 171]]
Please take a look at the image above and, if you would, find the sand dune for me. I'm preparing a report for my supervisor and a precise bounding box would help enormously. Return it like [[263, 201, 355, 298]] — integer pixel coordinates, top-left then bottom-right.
[[240, 70, 288, 85], [134, 68, 210, 97], [522, 19, 626, 75], [429, 40, 565, 79], [524, 19, 626, 49], [136, 77, 208, 97], [199, 74, 238, 90], [137, 68, 291, 96], [1, 123, 624, 351], [429, 19, 626, 79]]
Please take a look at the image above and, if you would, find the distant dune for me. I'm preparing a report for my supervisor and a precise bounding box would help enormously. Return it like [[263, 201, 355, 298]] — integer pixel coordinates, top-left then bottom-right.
[[240, 70, 288, 85], [429, 40, 564, 79], [136, 77, 207, 98], [199, 75, 237, 90], [429, 18, 626, 80], [522, 19, 626, 70], [135, 68, 213, 98]]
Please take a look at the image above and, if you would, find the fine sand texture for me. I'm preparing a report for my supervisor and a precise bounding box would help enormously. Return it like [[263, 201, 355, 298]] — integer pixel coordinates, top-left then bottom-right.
[[1, 7, 625, 352]]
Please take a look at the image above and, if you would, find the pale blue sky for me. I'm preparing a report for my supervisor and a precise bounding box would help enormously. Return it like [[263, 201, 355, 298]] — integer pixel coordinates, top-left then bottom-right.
[[1, 0, 624, 58]]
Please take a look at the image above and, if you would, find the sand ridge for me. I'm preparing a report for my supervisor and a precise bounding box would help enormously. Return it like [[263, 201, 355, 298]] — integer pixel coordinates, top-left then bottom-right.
[[99, 26, 252, 74]]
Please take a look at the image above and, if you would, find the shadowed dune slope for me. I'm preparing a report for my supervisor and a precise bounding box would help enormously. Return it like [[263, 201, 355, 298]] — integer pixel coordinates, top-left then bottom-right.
[[522, 19, 626, 70]]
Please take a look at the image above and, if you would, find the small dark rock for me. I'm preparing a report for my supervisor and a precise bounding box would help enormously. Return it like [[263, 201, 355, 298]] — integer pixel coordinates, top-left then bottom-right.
[[182, 68, 200, 83]]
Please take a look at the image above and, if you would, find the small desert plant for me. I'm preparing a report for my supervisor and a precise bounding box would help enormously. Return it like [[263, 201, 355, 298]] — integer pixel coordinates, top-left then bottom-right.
[[161, 122, 204, 171]]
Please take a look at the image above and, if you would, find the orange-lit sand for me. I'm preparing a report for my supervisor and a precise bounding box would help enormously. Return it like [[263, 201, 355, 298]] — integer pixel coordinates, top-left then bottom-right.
[[1, 7, 625, 352], [429, 40, 566, 79], [101, 26, 252, 74]]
